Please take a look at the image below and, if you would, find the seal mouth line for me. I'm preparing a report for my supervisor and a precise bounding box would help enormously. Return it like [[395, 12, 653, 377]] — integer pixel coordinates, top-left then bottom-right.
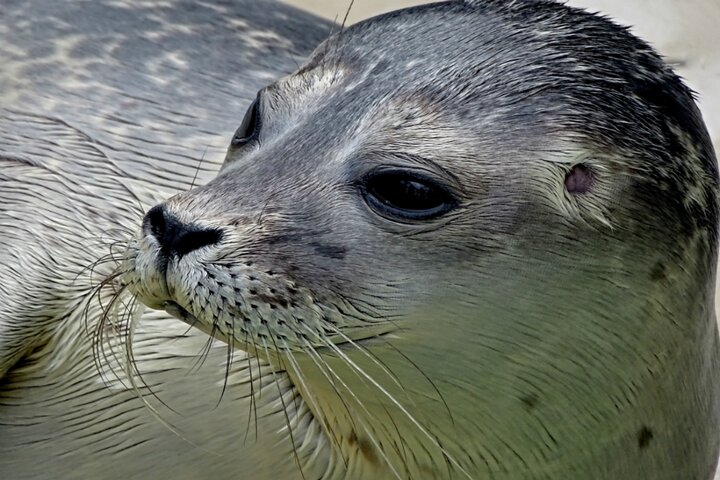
[[163, 300, 392, 351]]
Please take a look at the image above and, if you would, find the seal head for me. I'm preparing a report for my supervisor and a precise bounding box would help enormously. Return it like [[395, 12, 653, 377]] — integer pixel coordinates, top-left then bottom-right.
[[125, 1, 720, 478]]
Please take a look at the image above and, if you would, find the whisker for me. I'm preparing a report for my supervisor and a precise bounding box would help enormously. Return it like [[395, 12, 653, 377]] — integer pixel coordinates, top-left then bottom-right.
[[319, 14, 340, 79], [260, 330, 306, 480], [296, 340, 356, 465], [93, 281, 133, 389], [282, 346, 350, 471], [380, 403, 412, 478], [74, 251, 124, 284], [320, 322, 406, 394], [89, 269, 178, 417], [189, 320, 219, 374], [392, 341, 453, 424], [121, 300, 181, 416], [330, 0, 356, 84], [256, 190, 280, 226], [252, 336, 264, 435], [190, 147, 208, 190], [315, 333, 472, 479], [214, 319, 235, 409], [297, 334, 402, 480], [243, 329, 259, 445]]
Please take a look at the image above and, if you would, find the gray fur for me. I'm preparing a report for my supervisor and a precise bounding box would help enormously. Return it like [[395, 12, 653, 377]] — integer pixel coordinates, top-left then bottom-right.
[[2, 0, 719, 479], [0, 1, 333, 478], [129, 1, 720, 478]]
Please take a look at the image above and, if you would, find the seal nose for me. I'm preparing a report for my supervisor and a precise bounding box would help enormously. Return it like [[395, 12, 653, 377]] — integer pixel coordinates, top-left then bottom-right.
[[143, 204, 222, 258]]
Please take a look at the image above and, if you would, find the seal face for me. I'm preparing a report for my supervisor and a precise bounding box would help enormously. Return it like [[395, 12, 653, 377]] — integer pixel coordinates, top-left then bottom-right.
[[122, 1, 720, 478], [0, 0, 336, 478]]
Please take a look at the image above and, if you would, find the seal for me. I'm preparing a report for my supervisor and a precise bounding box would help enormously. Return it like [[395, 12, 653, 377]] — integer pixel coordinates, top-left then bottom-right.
[[0, 0, 334, 478], [121, 1, 720, 479], [1, 2, 718, 480]]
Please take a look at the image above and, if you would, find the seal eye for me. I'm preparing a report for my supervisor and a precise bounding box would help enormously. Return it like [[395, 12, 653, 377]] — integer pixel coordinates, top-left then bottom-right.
[[361, 170, 457, 221], [231, 98, 259, 147]]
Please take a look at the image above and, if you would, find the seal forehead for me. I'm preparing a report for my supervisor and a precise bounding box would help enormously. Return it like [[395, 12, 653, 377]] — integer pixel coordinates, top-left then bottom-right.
[[308, 0, 718, 237], [330, 1, 703, 144]]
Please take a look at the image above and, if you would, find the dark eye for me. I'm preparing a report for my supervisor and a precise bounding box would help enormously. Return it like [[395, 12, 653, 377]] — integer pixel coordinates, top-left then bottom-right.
[[361, 169, 457, 221], [231, 98, 260, 147]]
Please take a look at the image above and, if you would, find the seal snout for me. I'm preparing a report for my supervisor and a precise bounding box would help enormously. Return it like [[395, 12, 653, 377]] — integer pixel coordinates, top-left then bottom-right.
[[142, 204, 223, 259]]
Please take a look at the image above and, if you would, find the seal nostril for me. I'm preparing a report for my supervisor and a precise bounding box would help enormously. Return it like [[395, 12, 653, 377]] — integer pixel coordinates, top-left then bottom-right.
[[144, 204, 167, 242], [173, 228, 223, 258], [142, 204, 222, 258]]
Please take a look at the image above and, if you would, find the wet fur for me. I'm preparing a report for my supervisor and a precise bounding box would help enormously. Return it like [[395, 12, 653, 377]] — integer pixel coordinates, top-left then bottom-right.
[[125, 1, 720, 479], [0, 1, 333, 478], [1, 1, 719, 479]]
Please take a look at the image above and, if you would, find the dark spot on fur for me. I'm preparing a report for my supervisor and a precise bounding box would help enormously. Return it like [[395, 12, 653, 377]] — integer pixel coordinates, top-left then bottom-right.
[[520, 393, 540, 411], [348, 430, 379, 465], [637, 426, 654, 449], [254, 292, 289, 309], [370, 59, 391, 75], [649, 262, 667, 281], [310, 242, 347, 260], [264, 233, 305, 245], [565, 164, 593, 194]]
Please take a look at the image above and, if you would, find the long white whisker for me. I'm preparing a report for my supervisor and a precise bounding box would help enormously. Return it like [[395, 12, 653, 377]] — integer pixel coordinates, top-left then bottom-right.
[[242, 329, 258, 444], [259, 334, 306, 480], [282, 344, 350, 471], [297, 338, 403, 480], [320, 322, 408, 396], [120, 303, 220, 456], [314, 331, 472, 479]]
